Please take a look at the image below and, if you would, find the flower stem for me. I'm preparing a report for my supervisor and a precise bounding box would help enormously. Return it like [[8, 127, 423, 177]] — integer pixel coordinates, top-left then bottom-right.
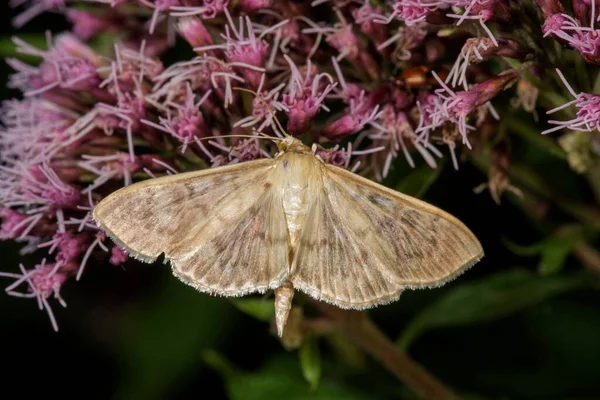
[[572, 241, 600, 276], [470, 151, 600, 229], [312, 301, 458, 400]]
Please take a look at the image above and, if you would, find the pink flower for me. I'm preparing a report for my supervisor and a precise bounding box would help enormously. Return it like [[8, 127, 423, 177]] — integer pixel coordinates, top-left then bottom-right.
[[384, 1, 445, 26], [110, 246, 129, 265], [543, 11, 600, 65], [352, 3, 389, 46], [177, 17, 214, 48], [446, 38, 522, 89], [534, 0, 566, 18], [316, 146, 350, 167], [233, 74, 288, 135], [230, 139, 268, 162], [0, 209, 32, 240], [417, 71, 517, 148], [326, 23, 360, 61], [543, 69, 600, 135], [370, 106, 441, 176], [282, 56, 336, 135], [170, 0, 229, 19], [38, 232, 89, 264], [11, 0, 66, 27], [0, 260, 75, 331], [194, 11, 269, 87], [143, 86, 212, 153], [8, 35, 102, 95], [138, 0, 182, 34], [239, 0, 272, 11], [324, 94, 381, 140], [67, 9, 112, 40]]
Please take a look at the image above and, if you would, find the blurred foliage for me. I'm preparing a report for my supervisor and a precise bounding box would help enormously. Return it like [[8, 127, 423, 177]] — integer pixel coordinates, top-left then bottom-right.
[[115, 278, 236, 400], [397, 269, 589, 349], [299, 335, 322, 390], [230, 298, 274, 322], [503, 231, 582, 275], [203, 350, 371, 400]]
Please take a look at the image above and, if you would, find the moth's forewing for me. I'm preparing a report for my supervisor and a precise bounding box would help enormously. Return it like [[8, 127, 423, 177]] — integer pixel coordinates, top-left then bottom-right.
[[290, 162, 483, 309], [93, 158, 290, 295]]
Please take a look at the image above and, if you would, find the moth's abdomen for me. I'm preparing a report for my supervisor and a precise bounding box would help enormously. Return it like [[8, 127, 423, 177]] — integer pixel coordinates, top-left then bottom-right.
[[278, 153, 320, 254]]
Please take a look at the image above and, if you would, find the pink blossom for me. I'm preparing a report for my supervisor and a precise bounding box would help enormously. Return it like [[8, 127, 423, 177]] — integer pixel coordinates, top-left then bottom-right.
[[203, 12, 270, 87], [534, 0, 566, 18], [170, 0, 229, 19], [8, 35, 102, 95], [326, 23, 360, 61], [417, 71, 516, 147], [282, 56, 336, 135], [370, 106, 441, 177], [324, 95, 381, 140], [316, 146, 350, 167], [142, 86, 212, 152], [138, 0, 181, 34], [0, 260, 75, 331], [0, 209, 32, 240], [10, 0, 66, 27], [382, 1, 446, 26], [230, 139, 268, 162], [543, 69, 600, 135], [177, 17, 214, 48], [110, 246, 129, 265], [67, 9, 112, 40], [543, 9, 600, 65], [233, 74, 288, 135], [239, 0, 272, 11]]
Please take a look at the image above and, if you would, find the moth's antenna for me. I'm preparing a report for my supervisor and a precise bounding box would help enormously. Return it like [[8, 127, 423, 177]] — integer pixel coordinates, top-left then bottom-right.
[[232, 86, 290, 138], [188, 134, 284, 153], [192, 134, 283, 142]]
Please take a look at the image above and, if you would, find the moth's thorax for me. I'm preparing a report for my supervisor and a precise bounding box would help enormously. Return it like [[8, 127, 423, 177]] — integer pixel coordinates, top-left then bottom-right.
[[275, 151, 321, 257], [278, 136, 313, 155]]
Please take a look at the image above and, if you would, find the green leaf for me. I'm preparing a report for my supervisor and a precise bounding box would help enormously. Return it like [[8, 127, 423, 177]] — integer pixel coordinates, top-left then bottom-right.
[[230, 298, 274, 322], [594, 71, 600, 94], [207, 352, 371, 400], [537, 235, 578, 275], [87, 32, 124, 56], [503, 232, 580, 275], [299, 335, 321, 390], [395, 162, 443, 198], [502, 238, 545, 256], [507, 118, 566, 160], [115, 276, 235, 400], [0, 34, 46, 63], [202, 349, 239, 377], [397, 269, 587, 349]]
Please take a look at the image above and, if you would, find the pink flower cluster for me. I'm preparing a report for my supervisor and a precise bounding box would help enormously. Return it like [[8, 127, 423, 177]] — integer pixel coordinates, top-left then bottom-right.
[[2, 0, 599, 329]]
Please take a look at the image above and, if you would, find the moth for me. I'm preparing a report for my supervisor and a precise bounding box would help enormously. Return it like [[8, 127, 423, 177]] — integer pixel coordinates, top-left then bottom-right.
[[94, 136, 483, 336]]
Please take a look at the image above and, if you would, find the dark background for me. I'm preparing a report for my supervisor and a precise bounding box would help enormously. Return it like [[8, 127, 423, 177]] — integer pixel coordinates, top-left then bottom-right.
[[1, 3, 600, 400]]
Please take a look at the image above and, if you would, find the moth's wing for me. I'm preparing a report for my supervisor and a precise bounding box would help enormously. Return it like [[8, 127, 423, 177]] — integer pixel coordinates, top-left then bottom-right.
[[93, 159, 290, 296], [291, 164, 483, 309]]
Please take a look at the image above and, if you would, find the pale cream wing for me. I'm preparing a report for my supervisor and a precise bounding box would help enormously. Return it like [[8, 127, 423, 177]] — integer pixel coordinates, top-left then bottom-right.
[[291, 164, 483, 309], [93, 159, 290, 296]]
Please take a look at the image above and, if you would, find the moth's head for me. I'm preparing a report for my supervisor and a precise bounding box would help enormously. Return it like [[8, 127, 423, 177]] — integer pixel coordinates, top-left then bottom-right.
[[277, 135, 310, 154]]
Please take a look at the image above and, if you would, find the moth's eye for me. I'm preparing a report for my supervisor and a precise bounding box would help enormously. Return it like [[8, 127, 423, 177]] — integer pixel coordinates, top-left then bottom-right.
[[277, 142, 288, 152]]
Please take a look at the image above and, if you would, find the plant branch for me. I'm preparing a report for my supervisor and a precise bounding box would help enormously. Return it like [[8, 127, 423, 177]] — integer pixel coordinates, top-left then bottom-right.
[[312, 301, 458, 400], [470, 151, 600, 229], [572, 241, 600, 276]]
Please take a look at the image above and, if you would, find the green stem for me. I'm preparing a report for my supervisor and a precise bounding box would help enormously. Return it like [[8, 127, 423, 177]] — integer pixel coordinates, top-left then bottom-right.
[[470, 152, 600, 229], [313, 302, 459, 400]]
